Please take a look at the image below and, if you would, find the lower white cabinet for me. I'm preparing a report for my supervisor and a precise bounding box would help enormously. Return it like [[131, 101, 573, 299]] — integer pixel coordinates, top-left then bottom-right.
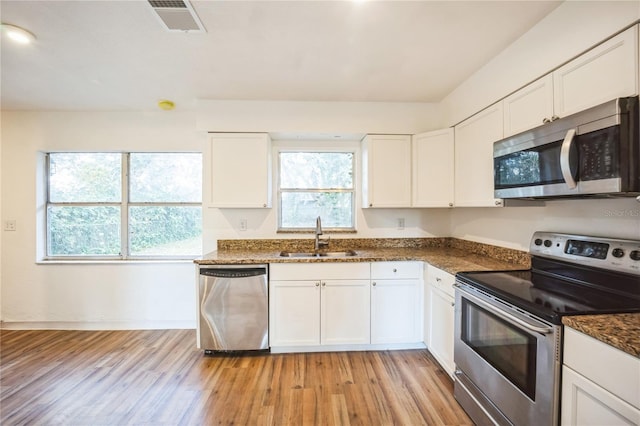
[[370, 261, 423, 344], [561, 327, 640, 425], [269, 261, 425, 351], [269, 263, 371, 348], [424, 265, 456, 377]]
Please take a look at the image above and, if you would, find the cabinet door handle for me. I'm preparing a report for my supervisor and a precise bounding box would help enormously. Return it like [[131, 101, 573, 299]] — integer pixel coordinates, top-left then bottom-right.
[[448, 202, 454, 207], [543, 117, 551, 124], [315, 282, 320, 287], [372, 282, 377, 286], [321, 282, 326, 287], [451, 302, 455, 307], [393, 268, 397, 273], [551, 115, 559, 121], [436, 277, 442, 282]]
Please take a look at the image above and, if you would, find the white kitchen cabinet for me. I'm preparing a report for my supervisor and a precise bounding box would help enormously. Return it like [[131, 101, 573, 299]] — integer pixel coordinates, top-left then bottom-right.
[[503, 74, 555, 137], [412, 129, 455, 207], [269, 280, 320, 346], [554, 25, 638, 119], [321, 279, 370, 345], [561, 327, 640, 426], [454, 103, 504, 207], [424, 265, 456, 377], [269, 263, 371, 348], [370, 261, 423, 344], [362, 134, 412, 208], [208, 133, 272, 208]]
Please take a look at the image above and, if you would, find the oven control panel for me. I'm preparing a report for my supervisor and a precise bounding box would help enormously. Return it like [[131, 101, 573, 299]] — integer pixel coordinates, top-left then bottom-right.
[[530, 232, 640, 275]]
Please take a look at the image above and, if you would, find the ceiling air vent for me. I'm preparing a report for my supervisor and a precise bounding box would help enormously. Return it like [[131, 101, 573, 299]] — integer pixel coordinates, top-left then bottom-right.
[[148, 0, 206, 33]]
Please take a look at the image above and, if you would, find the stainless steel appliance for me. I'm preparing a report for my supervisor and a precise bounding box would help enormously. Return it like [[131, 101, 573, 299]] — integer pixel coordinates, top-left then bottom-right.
[[454, 232, 640, 425], [198, 264, 269, 353], [493, 96, 639, 199]]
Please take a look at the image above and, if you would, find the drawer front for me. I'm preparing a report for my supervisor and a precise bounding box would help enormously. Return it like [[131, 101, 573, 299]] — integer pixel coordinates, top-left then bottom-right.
[[426, 265, 455, 298], [270, 262, 370, 281], [371, 261, 422, 280]]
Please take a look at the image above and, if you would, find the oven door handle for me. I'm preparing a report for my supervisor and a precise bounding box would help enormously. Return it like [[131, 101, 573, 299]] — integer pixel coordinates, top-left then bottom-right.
[[455, 284, 555, 335]]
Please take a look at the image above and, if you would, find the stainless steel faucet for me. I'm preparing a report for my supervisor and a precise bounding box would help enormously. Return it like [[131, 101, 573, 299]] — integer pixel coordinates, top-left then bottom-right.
[[314, 216, 329, 250]]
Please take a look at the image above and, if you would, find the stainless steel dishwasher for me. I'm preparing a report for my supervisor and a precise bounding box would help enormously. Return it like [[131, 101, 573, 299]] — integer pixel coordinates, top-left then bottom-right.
[[197, 264, 268, 353]]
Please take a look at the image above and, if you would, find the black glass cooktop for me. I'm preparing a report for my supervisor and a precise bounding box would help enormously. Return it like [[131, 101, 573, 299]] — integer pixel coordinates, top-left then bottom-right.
[[456, 258, 640, 325]]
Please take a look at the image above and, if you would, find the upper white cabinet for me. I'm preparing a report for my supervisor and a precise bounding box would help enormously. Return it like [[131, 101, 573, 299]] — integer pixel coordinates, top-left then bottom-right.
[[208, 133, 272, 208], [454, 103, 504, 207], [503, 26, 638, 138], [370, 262, 423, 344], [362, 134, 412, 208], [503, 74, 555, 137], [554, 25, 638, 119], [412, 129, 455, 207]]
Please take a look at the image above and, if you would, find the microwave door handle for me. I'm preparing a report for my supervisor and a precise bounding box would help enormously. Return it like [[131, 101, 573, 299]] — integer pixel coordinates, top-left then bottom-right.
[[560, 128, 577, 189]]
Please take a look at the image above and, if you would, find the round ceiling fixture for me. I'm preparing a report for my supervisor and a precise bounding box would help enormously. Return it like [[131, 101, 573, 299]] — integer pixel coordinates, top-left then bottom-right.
[[1, 23, 36, 44], [157, 100, 175, 111]]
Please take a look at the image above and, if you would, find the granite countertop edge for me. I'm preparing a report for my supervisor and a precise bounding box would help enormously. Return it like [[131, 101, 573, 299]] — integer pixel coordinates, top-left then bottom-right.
[[562, 314, 640, 358]]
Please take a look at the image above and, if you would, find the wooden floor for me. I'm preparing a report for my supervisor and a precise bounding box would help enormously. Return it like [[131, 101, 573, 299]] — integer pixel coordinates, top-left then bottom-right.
[[0, 329, 472, 425]]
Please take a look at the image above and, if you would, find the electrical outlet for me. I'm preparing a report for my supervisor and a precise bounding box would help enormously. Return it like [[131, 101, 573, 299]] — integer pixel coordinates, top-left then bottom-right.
[[4, 220, 16, 231], [240, 219, 247, 231], [397, 218, 405, 230]]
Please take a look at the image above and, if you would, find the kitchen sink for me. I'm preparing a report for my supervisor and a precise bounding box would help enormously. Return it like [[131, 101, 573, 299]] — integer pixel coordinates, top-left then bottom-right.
[[279, 250, 358, 258]]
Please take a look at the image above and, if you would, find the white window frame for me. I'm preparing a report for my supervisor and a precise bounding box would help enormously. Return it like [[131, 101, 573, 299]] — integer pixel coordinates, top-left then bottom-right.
[[277, 147, 356, 232], [44, 152, 202, 261]]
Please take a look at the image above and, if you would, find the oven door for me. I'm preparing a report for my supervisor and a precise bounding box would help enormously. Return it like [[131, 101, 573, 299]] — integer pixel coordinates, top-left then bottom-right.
[[453, 283, 561, 426]]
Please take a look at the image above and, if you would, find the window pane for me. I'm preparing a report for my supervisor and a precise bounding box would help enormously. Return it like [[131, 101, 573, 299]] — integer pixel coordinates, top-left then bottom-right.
[[49, 153, 121, 202], [129, 206, 202, 256], [48, 206, 120, 256], [129, 153, 202, 202], [281, 192, 353, 228], [280, 152, 353, 189]]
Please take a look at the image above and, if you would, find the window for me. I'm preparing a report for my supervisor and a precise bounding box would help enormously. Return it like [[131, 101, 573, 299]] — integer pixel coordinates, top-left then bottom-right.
[[46, 152, 202, 259], [278, 151, 355, 230]]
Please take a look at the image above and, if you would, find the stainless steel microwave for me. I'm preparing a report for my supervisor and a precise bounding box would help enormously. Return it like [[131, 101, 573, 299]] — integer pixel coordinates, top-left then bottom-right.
[[493, 96, 639, 199]]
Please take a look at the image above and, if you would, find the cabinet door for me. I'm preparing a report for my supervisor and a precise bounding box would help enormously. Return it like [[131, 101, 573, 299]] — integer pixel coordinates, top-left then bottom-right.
[[208, 133, 272, 208], [362, 135, 412, 208], [269, 280, 320, 347], [561, 367, 640, 426], [412, 129, 455, 207], [371, 279, 421, 344], [503, 74, 554, 137], [454, 103, 504, 207], [427, 285, 455, 377], [321, 280, 370, 345], [554, 26, 638, 118]]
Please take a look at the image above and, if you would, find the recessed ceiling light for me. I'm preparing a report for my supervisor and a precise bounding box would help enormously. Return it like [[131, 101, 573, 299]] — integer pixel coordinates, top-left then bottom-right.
[[1, 23, 36, 45]]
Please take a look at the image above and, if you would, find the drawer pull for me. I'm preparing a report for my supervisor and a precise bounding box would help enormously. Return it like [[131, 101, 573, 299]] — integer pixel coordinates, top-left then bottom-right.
[[393, 268, 397, 273]]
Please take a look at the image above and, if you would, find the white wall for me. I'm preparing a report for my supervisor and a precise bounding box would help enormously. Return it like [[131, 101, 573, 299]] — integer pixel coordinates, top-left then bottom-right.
[[1, 111, 204, 328], [444, 2, 640, 249]]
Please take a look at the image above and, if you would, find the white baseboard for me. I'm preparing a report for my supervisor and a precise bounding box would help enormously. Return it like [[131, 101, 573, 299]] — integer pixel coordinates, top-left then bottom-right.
[[269, 342, 427, 354], [0, 320, 196, 330]]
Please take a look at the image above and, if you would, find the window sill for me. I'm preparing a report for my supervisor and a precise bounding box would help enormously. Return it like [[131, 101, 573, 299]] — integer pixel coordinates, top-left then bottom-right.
[[36, 259, 196, 265], [277, 229, 357, 234]]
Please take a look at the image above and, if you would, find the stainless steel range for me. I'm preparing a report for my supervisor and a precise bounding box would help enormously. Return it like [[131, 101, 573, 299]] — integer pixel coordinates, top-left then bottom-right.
[[453, 232, 640, 426]]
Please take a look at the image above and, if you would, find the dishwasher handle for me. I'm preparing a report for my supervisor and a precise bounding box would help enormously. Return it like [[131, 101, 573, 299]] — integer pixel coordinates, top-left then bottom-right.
[[200, 267, 267, 278]]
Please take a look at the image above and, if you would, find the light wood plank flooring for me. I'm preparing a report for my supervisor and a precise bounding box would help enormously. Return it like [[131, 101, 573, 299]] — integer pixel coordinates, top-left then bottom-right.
[[0, 329, 472, 425]]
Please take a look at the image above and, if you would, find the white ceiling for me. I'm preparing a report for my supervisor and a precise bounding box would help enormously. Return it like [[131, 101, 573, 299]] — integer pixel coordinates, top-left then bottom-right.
[[0, 0, 562, 111]]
